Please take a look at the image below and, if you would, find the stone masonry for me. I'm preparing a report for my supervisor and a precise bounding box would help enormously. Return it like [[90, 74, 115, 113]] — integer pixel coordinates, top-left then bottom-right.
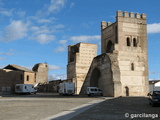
[[32, 63, 48, 83], [67, 43, 97, 94], [79, 10, 149, 97]]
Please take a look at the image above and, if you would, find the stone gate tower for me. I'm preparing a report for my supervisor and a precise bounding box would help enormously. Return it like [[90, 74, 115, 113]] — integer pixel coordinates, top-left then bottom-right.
[[80, 11, 149, 97]]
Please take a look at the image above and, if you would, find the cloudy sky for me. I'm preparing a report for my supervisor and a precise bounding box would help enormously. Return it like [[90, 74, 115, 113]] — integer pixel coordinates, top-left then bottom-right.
[[0, 0, 160, 80]]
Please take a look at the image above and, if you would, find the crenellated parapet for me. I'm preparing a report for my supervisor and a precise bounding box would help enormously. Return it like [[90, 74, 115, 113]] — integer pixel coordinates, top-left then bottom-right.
[[116, 10, 146, 19], [101, 21, 112, 30], [101, 10, 146, 30]]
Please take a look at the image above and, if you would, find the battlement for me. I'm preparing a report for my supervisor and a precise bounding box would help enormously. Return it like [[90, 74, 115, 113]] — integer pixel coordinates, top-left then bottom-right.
[[101, 21, 112, 29], [101, 10, 146, 30], [116, 10, 146, 19]]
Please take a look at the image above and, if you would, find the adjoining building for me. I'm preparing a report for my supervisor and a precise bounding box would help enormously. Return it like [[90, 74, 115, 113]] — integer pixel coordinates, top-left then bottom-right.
[[68, 11, 149, 97], [0, 64, 35, 94], [0, 63, 48, 94], [149, 80, 160, 91]]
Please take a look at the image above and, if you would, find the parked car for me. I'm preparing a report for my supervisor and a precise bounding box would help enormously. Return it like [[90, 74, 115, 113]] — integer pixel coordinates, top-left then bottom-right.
[[148, 91, 160, 107], [87, 87, 103, 96]]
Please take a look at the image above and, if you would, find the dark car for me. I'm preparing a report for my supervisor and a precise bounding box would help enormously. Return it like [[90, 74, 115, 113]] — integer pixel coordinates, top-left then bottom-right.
[[148, 91, 160, 107]]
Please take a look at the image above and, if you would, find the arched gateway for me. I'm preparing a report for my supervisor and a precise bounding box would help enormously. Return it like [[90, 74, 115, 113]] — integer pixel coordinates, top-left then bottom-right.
[[69, 11, 149, 97]]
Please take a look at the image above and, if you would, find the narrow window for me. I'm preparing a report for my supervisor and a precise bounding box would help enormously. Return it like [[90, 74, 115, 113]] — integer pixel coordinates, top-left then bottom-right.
[[131, 63, 134, 71], [125, 86, 129, 96], [20, 75, 23, 80], [27, 75, 29, 81], [127, 37, 130, 46], [133, 38, 137, 47]]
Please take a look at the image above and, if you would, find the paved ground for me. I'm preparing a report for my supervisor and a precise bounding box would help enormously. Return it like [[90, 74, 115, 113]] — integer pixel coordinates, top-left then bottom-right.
[[0, 93, 160, 120], [70, 97, 160, 120], [0, 93, 102, 120]]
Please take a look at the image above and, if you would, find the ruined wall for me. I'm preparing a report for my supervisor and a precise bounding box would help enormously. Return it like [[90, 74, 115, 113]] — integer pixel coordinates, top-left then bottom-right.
[[32, 63, 48, 83], [67, 43, 97, 94]]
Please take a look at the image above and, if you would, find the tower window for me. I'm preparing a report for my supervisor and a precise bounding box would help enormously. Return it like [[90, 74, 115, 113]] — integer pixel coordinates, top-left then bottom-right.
[[133, 38, 137, 47], [126, 37, 131, 46], [131, 63, 134, 71], [106, 41, 114, 53]]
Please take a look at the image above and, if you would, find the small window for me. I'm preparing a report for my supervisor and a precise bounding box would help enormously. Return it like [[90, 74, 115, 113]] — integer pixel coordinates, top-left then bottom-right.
[[131, 63, 134, 71], [2, 87, 6, 92], [133, 38, 137, 47], [27, 75, 29, 81], [20, 75, 23, 80], [127, 37, 131, 46]]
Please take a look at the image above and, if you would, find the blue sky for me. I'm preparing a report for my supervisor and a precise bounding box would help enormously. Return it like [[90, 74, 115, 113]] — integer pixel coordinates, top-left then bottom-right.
[[0, 0, 160, 80]]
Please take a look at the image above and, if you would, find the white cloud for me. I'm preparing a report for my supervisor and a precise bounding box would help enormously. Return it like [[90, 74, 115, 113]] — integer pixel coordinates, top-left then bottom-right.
[[59, 39, 67, 44], [49, 65, 62, 70], [69, 35, 101, 43], [54, 39, 67, 53], [47, 0, 65, 14], [36, 0, 65, 17], [0, 49, 14, 60], [53, 24, 65, 29], [49, 74, 67, 80], [31, 34, 55, 44], [147, 23, 160, 34], [37, 17, 56, 24], [31, 24, 65, 35], [2, 20, 28, 42], [54, 46, 66, 53], [33, 26, 51, 34], [0, 10, 13, 16]]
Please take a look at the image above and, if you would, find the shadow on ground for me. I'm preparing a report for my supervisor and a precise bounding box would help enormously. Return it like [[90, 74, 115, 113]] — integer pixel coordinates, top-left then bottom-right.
[[69, 97, 160, 120]]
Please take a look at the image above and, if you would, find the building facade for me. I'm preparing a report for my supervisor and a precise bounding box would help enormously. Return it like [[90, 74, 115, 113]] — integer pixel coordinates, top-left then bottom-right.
[[67, 43, 97, 94], [0, 64, 35, 94], [78, 10, 149, 97], [0, 63, 49, 94]]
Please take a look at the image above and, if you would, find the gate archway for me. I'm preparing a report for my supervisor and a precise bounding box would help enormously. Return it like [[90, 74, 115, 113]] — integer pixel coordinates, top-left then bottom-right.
[[90, 68, 101, 87]]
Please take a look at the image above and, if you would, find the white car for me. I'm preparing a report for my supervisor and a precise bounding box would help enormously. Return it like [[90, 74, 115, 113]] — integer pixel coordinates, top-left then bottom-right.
[[87, 87, 103, 96]]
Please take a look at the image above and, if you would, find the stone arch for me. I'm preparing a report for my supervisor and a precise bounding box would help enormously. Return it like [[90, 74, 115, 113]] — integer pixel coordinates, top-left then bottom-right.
[[106, 41, 114, 53], [90, 68, 101, 87]]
